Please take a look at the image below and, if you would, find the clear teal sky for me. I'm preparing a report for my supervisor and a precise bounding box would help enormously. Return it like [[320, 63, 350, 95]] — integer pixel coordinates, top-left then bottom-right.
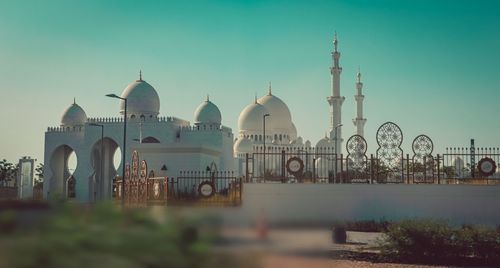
[[0, 0, 499, 163]]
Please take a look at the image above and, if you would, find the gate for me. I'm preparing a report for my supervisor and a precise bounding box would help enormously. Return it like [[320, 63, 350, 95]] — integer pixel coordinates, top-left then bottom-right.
[[167, 171, 242, 206]]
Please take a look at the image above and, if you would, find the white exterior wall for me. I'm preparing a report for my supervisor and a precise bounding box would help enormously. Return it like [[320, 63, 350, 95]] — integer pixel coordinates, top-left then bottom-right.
[[215, 184, 500, 226], [43, 117, 234, 203]]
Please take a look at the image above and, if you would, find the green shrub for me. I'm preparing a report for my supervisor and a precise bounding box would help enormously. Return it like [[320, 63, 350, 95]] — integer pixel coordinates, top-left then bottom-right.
[[380, 219, 500, 265], [0, 202, 251, 268]]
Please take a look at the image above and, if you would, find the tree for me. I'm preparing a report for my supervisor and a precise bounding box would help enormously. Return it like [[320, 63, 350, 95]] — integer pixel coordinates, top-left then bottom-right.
[[0, 159, 17, 187]]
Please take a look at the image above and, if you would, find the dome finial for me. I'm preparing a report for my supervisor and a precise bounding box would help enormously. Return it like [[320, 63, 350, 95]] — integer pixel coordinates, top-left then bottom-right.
[[139, 70, 143, 81], [333, 31, 338, 52], [268, 81, 272, 95], [254, 92, 258, 104], [73, 97, 76, 105], [206, 94, 210, 102]]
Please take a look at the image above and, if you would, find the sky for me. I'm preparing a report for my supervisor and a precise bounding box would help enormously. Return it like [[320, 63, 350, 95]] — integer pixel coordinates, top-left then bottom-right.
[[0, 0, 499, 164]]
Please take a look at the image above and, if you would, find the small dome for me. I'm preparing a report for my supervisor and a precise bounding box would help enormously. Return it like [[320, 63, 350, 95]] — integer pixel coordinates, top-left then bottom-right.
[[238, 101, 270, 132], [120, 76, 160, 117], [234, 136, 253, 154], [316, 136, 332, 148], [194, 97, 221, 125], [61, 100, 87, 126]]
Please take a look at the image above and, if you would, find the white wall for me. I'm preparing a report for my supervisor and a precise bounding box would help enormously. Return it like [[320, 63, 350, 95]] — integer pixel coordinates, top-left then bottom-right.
[[212, 184, 500, 226]]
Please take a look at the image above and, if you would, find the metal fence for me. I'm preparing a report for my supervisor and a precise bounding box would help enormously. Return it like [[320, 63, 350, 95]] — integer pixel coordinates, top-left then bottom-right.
[[167, 171, 242, 206], [113, 172, 242, 206], [244, 122, 500, 185]]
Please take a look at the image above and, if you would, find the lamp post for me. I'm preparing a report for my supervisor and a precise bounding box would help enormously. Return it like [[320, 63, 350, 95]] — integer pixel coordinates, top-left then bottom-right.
[[106, 94, 127, 206], [263, 113, 270, 182], [333, 123, 343, 181], [89, 123, 104, 201]]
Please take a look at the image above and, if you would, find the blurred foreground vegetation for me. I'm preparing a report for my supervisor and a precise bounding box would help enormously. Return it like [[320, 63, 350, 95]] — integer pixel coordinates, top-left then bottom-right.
[[0, 200, 257, 268], [380, 219, 500, 265]]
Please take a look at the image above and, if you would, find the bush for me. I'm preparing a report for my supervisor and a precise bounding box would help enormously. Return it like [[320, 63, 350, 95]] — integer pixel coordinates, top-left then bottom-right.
[[0, 202, 253, 268], [380, 219, 500, 265]]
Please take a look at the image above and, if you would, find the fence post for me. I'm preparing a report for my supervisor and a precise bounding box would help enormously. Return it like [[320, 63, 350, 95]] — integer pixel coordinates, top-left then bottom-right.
[[406, 154, 410, 184], [312, 158, 316, 183], [245, 153, 249, 183], [281, 150, 286, 183], [340, 154, 344, 183], [370, 154, 374, 184], [437, 154, 441, 184]]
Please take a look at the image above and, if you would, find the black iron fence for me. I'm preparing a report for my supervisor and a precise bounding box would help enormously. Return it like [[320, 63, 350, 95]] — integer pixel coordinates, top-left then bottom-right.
[[167, 171, 242, 206], [244, 122, 500, 185], [113, 171, 242, 206]]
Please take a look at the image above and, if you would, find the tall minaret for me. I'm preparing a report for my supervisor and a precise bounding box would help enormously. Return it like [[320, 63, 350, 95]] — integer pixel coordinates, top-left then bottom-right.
[[327, 32, 345, 154], [353, 68, 367, 137]]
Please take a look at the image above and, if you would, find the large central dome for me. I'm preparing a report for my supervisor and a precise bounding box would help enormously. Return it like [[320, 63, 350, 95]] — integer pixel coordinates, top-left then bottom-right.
[[120, 75, 160, 117], [257, 91, 293, 132], [237, 86, 297, 142]]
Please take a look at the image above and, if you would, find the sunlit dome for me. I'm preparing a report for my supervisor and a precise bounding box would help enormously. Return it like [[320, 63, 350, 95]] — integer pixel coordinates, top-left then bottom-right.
[[238, 101, 270, 132], [61, 100, 87, 126], [257, 89, 294, 132], [234, 136, 253, 154], [194, 97, 222, 125], [316, 136, 332, 148], [120, 73, 160, 117]]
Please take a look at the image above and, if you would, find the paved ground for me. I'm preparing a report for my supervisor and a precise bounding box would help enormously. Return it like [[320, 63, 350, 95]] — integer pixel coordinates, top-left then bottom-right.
[[217, 228, 455, 268]]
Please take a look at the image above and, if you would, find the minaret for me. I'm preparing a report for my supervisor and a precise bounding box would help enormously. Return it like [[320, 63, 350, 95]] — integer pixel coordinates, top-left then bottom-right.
[[353, 68, 367, 137], [327, 32, 345, 155]]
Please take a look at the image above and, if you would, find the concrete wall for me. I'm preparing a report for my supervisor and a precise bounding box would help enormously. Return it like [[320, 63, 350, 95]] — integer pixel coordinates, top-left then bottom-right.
[[215, 184, 500, 226]]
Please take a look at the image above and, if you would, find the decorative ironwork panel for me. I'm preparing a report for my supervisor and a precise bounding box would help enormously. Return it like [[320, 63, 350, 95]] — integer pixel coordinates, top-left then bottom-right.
[[346, 135, 370, 183], [376, 122, 404, 183], [411, 134, 435, 183]]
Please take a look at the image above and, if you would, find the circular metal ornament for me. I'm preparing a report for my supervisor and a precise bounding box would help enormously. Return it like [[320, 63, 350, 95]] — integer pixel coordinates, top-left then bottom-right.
[[286, 157, 304, 175], [376, 122, 403, 148], [412, 135, 434, 159], [198, 181, 215, 198], [346, 135, 367, 156], [478, 157, 496, 177]]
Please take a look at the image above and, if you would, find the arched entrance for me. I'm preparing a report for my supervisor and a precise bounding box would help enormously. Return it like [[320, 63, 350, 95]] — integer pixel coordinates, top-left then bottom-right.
[[91, 137, 120, 200], [49, 145, 77, 198]]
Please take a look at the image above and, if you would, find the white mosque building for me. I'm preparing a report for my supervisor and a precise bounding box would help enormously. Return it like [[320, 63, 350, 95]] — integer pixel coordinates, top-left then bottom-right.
[[43, 34, 367, 201], [43, 73, 234, 202], [233, 34, 367, 178]]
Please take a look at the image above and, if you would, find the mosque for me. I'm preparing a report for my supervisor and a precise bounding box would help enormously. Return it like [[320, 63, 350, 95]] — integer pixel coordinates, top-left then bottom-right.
[[43, 34, 367, 202]]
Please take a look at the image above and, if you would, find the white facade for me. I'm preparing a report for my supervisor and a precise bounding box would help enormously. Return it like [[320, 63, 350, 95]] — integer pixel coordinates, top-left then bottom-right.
[[233, 34, 367, 177], [43, 74, 234, 202]]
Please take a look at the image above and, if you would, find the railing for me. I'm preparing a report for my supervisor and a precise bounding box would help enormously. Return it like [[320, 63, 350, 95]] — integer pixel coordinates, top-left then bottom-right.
[[167, 171, 242, 206], [113, 172, 242, 206], [245, 149, 500, 185]]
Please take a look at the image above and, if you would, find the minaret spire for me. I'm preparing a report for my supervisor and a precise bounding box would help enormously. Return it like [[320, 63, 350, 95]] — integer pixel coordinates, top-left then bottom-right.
[[353, 67, 367, 137], [333, 31, 338, 52], [327, 32, 345, 155]]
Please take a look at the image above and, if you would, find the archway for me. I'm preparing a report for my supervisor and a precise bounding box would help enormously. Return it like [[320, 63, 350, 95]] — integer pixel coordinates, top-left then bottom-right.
[[91, 138, 120, 200], [49, 145, 77, 198]]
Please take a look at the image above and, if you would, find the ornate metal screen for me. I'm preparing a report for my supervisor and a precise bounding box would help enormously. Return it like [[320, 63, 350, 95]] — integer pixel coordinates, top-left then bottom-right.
[[376, 122, 404, 183]]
